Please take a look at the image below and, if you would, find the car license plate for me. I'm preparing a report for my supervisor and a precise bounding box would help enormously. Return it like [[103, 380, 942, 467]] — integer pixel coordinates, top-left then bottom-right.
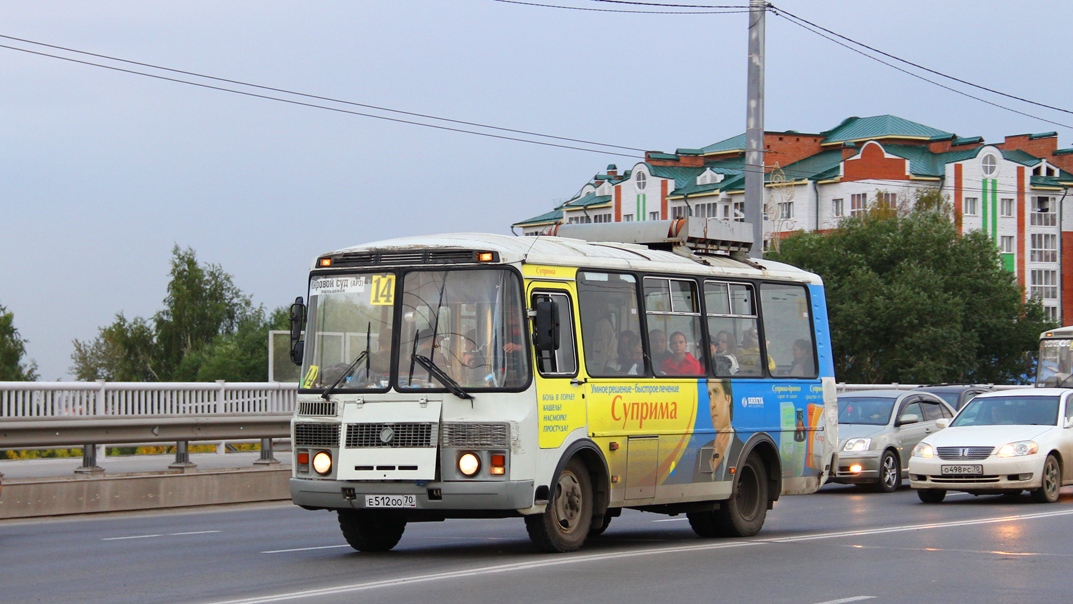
[[365, 494, 417, 508], [941, 464, 983, 476]]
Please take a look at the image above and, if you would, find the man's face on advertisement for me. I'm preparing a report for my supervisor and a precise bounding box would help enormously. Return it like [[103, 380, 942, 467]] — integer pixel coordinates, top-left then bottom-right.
[[709, 381, 732, 430]]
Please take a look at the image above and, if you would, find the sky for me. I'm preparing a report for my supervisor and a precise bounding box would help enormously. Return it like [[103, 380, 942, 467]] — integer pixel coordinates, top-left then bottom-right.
[[2, 0, 1071, 381]]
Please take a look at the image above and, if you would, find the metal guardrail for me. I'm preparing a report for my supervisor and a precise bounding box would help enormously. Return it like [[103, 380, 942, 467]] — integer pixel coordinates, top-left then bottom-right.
[[0, 381, 297, 418]]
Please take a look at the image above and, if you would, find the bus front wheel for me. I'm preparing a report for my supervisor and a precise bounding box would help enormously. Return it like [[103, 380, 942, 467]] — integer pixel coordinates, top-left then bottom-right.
[[526, 457, 593, 552], [338, 509, 406, 552]]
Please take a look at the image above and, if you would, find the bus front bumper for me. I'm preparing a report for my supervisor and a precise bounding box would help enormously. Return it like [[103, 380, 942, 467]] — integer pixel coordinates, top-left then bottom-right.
[[290, 478, 536, 513]]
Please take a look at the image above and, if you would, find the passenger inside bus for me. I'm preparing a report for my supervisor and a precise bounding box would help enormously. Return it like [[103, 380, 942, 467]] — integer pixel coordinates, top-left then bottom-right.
[[661, 331, 704, 376], [649, 329, 672, 368], [617, 331, 644, 375], [711, 330, 739, 375]]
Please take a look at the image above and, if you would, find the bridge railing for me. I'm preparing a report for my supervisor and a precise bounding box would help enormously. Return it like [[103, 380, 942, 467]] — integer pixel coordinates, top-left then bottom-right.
[[0, 381, 297, 418]]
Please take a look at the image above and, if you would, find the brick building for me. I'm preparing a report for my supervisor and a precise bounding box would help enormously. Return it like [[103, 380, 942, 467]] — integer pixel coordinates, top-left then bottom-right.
[[513, 115, 1073, 323]]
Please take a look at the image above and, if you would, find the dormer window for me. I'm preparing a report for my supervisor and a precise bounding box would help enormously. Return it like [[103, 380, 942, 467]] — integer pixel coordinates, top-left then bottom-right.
[[636, 172, 647, 190], [981, 154, 998, 177]]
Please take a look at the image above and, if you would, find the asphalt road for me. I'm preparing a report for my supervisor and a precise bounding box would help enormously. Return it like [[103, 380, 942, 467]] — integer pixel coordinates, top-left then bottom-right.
[[2, 483, 1072, 604]]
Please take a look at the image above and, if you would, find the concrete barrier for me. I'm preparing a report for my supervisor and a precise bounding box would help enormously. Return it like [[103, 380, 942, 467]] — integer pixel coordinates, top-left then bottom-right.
[[0, 466, 291, 520]]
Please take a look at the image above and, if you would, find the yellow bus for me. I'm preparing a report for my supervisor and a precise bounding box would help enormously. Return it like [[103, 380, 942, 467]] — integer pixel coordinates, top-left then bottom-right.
[[287, 219, 838, 552]]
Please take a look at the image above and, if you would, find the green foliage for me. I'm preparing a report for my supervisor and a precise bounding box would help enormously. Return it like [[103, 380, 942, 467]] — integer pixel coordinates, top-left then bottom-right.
[[71, 313, 157, 381], [0, 302, 38, 381], [70, 246, 289, 382], [768, 204, 1054, 384]]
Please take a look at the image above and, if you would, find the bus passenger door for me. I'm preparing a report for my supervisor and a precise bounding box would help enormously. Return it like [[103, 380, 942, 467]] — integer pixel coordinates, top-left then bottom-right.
[[529, 287, 586, 450]]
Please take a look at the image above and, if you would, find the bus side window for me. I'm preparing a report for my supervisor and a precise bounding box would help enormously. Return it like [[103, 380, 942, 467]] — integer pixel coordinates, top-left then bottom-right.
[[759, 283, 816, 378], [578, 272, 641, 377], [644, 277, 706, 377], [532, 292, 577, 377], [705, 281, 759, 377]]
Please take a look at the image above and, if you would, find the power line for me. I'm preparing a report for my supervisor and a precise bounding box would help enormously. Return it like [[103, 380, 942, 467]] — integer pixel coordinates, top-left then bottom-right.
[[770, 5, 1073, 118], [0, 35, 648, 158], [770, 10, 1073, 131], [495, 0, 749, 13]]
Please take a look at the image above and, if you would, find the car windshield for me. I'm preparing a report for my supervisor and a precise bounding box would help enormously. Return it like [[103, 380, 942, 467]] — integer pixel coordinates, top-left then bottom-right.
[[1037, 338, 1073, 387], [951, 396, 1061, 427], [837, 396, 895, 425]]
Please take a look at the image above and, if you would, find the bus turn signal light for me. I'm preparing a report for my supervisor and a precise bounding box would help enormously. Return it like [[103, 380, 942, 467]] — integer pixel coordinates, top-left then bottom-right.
[[477, 252, 494, 262], [318, 257, 332, 267], [490, 454, 506, 475]]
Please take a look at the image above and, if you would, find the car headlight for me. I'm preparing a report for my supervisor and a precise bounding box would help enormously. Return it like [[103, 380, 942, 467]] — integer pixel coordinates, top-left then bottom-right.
[[842, 438, 871, 452], [996, 440, 1038, 458], [912, 442, 935, 458]]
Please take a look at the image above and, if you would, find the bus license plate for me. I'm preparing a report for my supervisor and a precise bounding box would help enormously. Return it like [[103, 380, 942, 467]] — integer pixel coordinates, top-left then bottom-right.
[[366, 495, 417, 508], [941, 464, 983, 476]]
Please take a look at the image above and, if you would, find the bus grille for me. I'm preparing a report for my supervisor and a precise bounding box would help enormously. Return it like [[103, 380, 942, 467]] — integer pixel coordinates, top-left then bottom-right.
[[326, 250, 491, 267], [345, 423, 435, 448], [937, 446, 994, 461], [441, 423, 510, 448], [297, 401, 338, 416], [294, 423, 340, 447]]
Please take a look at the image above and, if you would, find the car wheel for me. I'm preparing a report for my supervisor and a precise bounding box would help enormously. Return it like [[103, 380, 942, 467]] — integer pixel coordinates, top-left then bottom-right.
[[1030, 455, 1061, 504], [917, 488, 946, 504], [878, 450, 901, 493]]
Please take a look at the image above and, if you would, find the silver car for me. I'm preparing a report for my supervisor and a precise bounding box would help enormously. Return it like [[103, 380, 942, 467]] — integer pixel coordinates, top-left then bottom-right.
[[831, 390, 955, 492]]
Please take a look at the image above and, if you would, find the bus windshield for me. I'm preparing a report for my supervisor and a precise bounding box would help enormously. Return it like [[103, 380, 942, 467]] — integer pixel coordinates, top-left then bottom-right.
[[1037, 337, 1073, 387], [300, 268, 529, 392]]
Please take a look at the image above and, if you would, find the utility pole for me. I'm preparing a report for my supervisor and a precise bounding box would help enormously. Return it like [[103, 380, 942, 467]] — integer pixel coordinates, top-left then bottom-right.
[[745, 0, 766, 258]]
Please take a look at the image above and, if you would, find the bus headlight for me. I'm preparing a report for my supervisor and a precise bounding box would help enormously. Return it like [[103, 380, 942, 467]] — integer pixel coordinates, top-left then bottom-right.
[[312, 451, 333, 475], [458, 452, 481, 477]]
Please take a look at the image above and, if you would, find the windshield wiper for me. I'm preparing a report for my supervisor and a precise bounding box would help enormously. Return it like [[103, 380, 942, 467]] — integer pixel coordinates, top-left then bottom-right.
[[412, 354, 474, 400], [321, 350, 369, 401]]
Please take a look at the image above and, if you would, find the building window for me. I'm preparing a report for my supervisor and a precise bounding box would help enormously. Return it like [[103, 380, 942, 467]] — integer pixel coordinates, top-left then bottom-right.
[[733, 201, 745, 222], [636, 172, 647, 190], [832, 198, 844, 217], [1000, 198, 1014, 217], [1031, 233, 1058, 263], [878, 192, 897, 208], [981, 154, 998, 177], [964, 197, 979, 216], [672, 206, 688, 219], [623, 214, 633, 222], [593, 213, 612, 223], [721, 204, 731, 220], [850, 193, 867, 217], [649, 211, 661, 221], [1000, 236, 1015, 254], [778, 202, 794, 220], [1030, 269, 1058, 300], [1044, 306, 1058, 322], [1032, 197, 1056, 226]]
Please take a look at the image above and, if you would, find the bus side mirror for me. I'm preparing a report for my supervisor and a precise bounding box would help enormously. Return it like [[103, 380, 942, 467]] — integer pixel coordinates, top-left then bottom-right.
[[289, 296, 305, 365], [533, 298, 560, 353]]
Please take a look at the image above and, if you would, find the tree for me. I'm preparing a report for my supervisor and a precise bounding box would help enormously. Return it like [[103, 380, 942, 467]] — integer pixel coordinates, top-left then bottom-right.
[[70, 246, 276, 382], [0, 302, 39, 381], [153, 245, 252, 379], [767, 197, 1053, 384], [70, 314, 157, 381]]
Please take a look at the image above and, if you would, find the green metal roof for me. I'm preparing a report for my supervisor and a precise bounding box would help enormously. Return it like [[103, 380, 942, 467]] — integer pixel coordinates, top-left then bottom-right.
[[563, 193, 612, 209], [776, 149, 845, 181], [1001, 148, 1043, 167], [695, 133, 746, 155], [821, 115, 953, 144], [1054, 148, 1073, 156], [952, 136, 983, 146], [647, 152, 678, 161], [513, 207, 563, 227], [1030, 132, 1058, 140]]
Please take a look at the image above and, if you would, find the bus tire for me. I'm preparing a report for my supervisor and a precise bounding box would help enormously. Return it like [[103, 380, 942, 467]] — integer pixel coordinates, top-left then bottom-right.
[[588, 513, 613, 537], [338, 509, 406, 552], [525, 457, 593, 552], [687, 511, 721, 538], [712, 454, 768, 537]]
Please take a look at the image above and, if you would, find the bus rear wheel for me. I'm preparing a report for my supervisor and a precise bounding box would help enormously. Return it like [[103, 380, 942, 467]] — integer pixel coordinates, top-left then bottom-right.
[[526, 457, 593, 552], [713, 455, 768, 537], [338, 509, 406, 552]]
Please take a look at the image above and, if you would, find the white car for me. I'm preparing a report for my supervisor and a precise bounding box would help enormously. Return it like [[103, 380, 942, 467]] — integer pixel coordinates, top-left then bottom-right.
[[909, 388, 1073, 503]]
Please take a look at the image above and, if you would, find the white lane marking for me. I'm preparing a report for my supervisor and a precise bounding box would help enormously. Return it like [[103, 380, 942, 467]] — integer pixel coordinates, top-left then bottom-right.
[[219, 508, 1073, 604], [811, 598, 875, 604], [103, 530, 221, 541], [653, 517, 689, 523], [843, 543, 1073, 558], [262, 545, 353, 554]]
